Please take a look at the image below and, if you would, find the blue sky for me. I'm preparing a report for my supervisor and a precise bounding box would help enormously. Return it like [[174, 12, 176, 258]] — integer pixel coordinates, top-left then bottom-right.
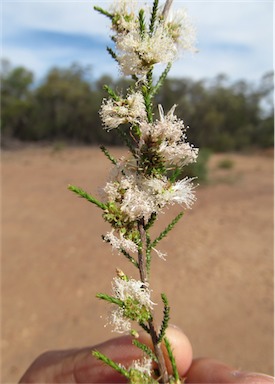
[[2, 1, 273, 84]]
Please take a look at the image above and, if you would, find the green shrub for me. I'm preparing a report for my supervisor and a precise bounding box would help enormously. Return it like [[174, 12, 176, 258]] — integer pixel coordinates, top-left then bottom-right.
[[217, 158, 234, 170]]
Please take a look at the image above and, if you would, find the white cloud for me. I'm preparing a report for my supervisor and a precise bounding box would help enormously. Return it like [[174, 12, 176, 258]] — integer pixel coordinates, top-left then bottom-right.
[[2, 2, 110, 36]]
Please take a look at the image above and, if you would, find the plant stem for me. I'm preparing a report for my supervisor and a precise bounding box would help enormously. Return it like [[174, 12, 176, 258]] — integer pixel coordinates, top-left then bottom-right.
[[149, 320, 169, 383], [138, 219, 169, 383], [162, 0, 173, 21]]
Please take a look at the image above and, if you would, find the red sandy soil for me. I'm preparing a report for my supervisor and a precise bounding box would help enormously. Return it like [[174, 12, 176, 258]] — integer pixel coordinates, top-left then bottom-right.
[[1, 146, 274, 383]]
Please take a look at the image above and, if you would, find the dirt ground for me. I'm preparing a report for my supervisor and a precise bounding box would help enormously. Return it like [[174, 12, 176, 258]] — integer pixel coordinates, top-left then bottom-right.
[[1, 146, 274, 383]]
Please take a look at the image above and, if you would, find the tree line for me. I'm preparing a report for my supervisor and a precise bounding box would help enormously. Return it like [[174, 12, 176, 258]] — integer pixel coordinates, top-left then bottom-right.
[[1, 59, 273, 151]]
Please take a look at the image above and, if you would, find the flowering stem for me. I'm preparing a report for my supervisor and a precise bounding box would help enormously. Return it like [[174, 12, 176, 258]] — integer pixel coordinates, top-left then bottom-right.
[[88, 2, 198, 382], [138, 219, 169, 383]]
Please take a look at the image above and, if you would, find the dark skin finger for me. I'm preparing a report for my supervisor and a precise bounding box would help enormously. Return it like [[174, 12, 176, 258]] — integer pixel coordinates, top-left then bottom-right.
[[18, 327, 192, 383], [19, 327, 273, 384], [185, 358, 274, 384]]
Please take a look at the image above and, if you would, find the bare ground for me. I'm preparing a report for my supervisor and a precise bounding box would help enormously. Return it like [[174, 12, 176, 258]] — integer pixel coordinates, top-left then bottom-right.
[[1, 146, 274, 383]]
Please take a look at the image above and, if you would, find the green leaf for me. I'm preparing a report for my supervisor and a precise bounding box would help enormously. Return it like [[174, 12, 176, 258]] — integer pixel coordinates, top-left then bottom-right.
[[152, 62, 172, 97], [132, 339, 158, 362], [106, 46, 118, 63], [103, 84, 120, 101], [149, 0, 159, 35], [139, 321, 150, 334], [100, 145, 117, 165], [139, 9, 146, 38], [96, 293, 123, 307], [68, 185, 107, 210], [142, 70, 154, 123], [92, 350, 130, 378], [144, 212, 157, 230], [120, 248, 139, 268], [157, 293, 170, 343], [169, 167, 182, 183], [163, 337, 180, 382], [93, 6, 113, 20], [150, 212, 184, 249]]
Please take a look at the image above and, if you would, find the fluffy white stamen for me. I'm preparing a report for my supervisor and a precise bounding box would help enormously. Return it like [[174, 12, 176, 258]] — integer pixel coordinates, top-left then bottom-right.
[[104, 231, 138, 253]]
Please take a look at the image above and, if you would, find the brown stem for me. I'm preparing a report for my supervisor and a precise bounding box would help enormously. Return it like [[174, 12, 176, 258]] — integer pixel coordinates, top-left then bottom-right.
[[149, 320, 169, 383], [137, 219, 169, 383]]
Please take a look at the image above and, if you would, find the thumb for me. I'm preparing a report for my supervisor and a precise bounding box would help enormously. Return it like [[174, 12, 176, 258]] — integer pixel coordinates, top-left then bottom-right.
[[19, 326, 192, 383], [75, 326, 192, 383], [185, 358, 274, 384], [141, 325, 193, 378]]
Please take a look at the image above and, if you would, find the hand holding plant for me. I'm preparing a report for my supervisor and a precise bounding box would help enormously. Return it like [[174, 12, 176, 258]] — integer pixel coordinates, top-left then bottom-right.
[[69, 1, 198, 382]]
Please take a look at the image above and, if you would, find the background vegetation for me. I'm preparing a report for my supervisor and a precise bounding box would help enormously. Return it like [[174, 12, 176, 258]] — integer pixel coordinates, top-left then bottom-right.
[[1, 59, 273, 151]]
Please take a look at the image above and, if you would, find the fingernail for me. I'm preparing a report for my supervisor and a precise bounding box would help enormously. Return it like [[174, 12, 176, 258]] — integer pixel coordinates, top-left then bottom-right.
[[231, 370, 274, 383], [169, 324, 183, 331]]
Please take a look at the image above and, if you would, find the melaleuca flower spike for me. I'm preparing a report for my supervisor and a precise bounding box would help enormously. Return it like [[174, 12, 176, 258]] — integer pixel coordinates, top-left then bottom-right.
[[70, 1, 199, 382]]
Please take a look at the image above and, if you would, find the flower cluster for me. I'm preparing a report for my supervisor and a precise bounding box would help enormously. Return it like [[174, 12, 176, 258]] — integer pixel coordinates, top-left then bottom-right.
[[96, 1, 198, 338], [128, 357, 153, 383], [117, 356, 153, 384], [109, 276, 155, 333], [101, 163, 196, 258], [100, 91, 147, 130], [100, 103, 198, 254], [108, 0, 196, 77], [139, 105, 198, 168]]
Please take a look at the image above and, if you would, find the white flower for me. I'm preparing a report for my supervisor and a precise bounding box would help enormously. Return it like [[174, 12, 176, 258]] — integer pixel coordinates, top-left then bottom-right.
[[127, 92, 147, 119], [159, 141, 199, 167], [109, 307, 131, 333], [130, 356, 153, 376], [140, 105, 183, 143], [109, 277, 155, 333], [142, 175, 196, 210], [142, 176, 167, 195], [104, 172, 157, 222], [110, 0, 137, 34], [103, 180, 120, 201], [104, 231, 138, 253], [116, 22, 177, 76], [162, 177, 197, 208], [100, 92, 147, 129], [106, 2, 196, 77], [112, 277, 155, 308], [166, 8, 197, 52], [109, 3, 196, 77], [140, 104, 199, 167], [110, 0, 136, 14], [103, 171, 133, 202], [103, 162, 197, 227], [120, 183, 155, 222]]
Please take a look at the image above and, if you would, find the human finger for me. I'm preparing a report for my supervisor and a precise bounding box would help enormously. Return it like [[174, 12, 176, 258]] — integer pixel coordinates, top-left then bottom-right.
[[72, 326, 193, 382], [19, 335, 139, 383], [185, 358, 274, 384], [19, 326, 192, 383], [141, 325, 193, 377]]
